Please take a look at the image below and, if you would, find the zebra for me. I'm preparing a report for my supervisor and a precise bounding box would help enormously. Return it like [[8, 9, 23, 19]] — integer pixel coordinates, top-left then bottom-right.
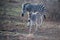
[[21, 3, 46, 34]]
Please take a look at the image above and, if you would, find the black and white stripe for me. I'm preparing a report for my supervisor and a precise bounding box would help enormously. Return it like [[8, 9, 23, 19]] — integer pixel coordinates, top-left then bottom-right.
[[21, 3, 46, 34]]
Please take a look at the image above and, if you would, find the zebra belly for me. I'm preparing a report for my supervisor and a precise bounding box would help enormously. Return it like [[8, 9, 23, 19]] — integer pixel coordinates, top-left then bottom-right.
[[30, 14, 37, 21]]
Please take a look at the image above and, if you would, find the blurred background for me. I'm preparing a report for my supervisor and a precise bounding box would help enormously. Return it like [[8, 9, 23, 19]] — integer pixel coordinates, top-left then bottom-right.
[[0, 0, 60, 40]]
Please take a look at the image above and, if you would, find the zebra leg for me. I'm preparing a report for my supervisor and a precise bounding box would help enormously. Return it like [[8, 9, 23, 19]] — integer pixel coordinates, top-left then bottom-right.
[[34, 18, 38, 34], [40, 15, 44, 26], [27, 19, 30, 27], [27, 12, 31, 27], [29, 20, 33, 34]]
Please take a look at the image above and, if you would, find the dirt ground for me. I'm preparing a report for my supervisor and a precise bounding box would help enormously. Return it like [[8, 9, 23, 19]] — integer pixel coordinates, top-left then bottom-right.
[[0, 20, 60, 40]]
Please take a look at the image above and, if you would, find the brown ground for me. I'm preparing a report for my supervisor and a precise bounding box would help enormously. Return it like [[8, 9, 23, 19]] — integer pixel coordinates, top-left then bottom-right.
[[0, 21, 60, 40]]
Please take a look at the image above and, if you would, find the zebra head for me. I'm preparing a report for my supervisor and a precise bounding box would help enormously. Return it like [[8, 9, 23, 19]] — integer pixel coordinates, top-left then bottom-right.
[[21, 3, 30, 17]]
